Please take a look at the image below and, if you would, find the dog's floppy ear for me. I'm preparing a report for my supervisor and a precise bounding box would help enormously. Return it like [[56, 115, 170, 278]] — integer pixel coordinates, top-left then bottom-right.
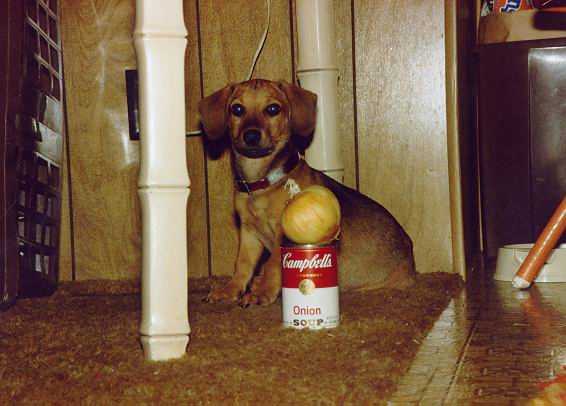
[[198, 85, 234, 140], [278, 81, 317, 137]]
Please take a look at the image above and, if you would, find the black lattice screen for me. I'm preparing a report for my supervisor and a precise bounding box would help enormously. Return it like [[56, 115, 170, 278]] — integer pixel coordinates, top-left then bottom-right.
[[17, 0, 64, 296]]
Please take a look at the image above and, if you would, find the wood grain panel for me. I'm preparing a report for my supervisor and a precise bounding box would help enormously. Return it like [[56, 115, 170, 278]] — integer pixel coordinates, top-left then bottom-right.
[[199, 0, 293, 276], [444, 0, 464, 277], [291, 0, 358, 189], [61, 0, 141, 280], [61, 0, 209, 280], [446, 0, 482, 278], [334, 0, 358, 190], [184, 0, 209, 278], [354, 0, 453, 273], [59, 136, 73, 281]]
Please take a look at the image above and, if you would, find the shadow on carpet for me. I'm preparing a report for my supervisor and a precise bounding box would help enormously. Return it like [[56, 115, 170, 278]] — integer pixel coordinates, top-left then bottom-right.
[[1, 273, 462, 404]]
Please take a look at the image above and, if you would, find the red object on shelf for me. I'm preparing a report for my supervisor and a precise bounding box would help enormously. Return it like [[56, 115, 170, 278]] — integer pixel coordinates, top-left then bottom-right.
[[491, 0, 566, 13], [493, 0, 534, 13]]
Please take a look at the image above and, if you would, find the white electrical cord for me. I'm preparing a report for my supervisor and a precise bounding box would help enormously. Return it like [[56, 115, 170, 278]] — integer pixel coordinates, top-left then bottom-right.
[[246, 0, 271, 81], [186, 0, 272, 136]]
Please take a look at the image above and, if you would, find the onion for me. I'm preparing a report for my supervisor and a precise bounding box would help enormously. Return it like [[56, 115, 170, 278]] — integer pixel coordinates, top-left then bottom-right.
[[281, 185, 341, 244]]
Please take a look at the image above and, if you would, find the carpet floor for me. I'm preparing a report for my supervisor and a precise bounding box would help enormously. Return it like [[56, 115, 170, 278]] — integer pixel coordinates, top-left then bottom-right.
[[1, 273, 462, 405]]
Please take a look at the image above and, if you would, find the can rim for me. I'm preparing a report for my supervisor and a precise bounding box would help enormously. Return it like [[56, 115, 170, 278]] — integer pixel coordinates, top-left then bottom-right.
[[281, 240, 337, 248]]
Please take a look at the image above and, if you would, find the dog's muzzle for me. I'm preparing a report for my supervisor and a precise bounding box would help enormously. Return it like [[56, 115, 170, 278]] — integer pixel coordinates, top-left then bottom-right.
[[236, 129, 273, 158]]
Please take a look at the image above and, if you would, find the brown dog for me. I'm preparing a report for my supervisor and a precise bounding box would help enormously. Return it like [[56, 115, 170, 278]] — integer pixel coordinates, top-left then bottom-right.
[[199, 79, 415, 306]]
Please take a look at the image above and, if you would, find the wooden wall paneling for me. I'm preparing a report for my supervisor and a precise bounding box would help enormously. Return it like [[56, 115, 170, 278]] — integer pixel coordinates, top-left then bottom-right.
[[198, 0, 294, 276], [445, 0, 466, 277], [184, 0, 209, 278], [446, 0, 482, 277], [60, 0, 141, 280], [334, 0, 358, 190], [59, 10, 76, 281], [445, 0, 483, 278], [354, 0, 453, 273], [290, 0, 358, 189], [59, 134, 74, 281]]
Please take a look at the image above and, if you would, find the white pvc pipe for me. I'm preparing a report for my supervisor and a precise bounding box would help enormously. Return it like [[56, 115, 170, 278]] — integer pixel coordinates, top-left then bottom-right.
[[134, 0, 190, 361], [295, 0, 343, 182]]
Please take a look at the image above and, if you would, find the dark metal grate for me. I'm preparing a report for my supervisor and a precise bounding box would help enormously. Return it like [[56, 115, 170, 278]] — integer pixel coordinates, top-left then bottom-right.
[[17, 0, 63, 297], [24, 0, 61, 100]]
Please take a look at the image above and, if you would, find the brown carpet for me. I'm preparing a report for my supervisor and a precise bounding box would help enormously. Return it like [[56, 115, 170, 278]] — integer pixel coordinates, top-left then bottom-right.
[[1, 273, 462, 405]]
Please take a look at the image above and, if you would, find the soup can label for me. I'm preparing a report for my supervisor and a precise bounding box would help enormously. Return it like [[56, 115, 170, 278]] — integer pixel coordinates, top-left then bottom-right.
[[281, 243, 339, 329]]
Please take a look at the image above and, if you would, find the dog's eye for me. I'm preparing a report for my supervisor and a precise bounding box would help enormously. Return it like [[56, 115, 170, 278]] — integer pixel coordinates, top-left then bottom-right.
[[230, 104, 246, 117], [265, 104, 281, 117]]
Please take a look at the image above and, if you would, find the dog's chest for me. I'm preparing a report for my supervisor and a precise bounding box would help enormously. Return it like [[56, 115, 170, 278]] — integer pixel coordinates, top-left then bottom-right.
[[236, 192, 286, 251]]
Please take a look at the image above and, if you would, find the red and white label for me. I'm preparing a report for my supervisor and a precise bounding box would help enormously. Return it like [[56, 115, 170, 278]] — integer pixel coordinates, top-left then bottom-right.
[[281, 247, 338, 289], [281, 245, 339, 329]]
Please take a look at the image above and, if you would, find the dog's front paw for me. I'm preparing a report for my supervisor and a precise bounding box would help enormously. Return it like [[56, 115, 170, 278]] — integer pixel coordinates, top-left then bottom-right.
[[239, 288, 279, 307], [204, 282, 243, 304]]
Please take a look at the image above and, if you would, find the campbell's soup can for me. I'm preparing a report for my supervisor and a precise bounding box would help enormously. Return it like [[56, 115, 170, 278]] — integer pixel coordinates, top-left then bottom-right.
[[281, 242, 339, 329]]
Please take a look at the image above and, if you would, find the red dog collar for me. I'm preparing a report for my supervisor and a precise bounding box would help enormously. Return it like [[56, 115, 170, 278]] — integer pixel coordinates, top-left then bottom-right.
[[236, 153, 300, 193]]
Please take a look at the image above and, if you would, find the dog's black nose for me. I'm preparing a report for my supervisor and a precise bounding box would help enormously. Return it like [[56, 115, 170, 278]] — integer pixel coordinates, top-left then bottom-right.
[[243, 129, 261, 146]]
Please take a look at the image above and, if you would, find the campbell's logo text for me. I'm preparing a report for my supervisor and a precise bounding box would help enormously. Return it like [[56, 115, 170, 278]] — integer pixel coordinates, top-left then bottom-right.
[[282, 253, 333, 273]]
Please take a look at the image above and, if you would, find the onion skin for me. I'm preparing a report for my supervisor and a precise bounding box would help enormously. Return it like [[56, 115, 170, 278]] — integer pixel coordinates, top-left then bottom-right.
[[281, 185, 341, 244]]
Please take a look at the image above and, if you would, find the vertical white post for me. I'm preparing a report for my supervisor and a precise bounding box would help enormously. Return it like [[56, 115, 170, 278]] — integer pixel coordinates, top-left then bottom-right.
[[295, 0, 343, 182], [134, 0, 190, 361]]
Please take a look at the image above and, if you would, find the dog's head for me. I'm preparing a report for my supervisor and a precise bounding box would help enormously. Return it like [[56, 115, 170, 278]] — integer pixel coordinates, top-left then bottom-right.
[[198, 79, 317, 159]]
